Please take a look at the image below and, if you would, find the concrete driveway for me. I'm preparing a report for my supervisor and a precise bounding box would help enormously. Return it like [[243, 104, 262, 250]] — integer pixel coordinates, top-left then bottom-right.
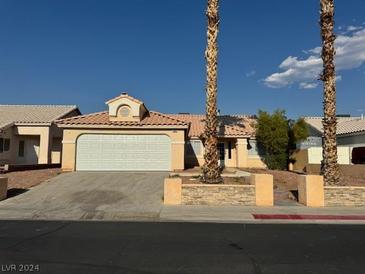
[[0, 172, 167, 220]]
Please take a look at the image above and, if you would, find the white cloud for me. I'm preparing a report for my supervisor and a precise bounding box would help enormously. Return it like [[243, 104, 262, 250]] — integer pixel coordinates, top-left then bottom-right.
[[264, 26, 365, 89], [299, 82, 318, 89], [347, 25, 363, 32], [245, 70, 256, 77]]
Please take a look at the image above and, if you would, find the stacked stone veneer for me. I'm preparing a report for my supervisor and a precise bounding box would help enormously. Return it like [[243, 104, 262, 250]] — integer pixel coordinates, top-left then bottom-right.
[[325, 186, 365, 207], [181, 184, 256, 206]]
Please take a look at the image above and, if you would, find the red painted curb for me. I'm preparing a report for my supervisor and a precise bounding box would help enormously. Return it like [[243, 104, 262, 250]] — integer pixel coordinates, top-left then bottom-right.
[[253, 214, 365, 220]]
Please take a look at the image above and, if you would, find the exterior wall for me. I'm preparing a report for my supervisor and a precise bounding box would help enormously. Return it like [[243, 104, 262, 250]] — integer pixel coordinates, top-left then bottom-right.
[[308, 147, 350, 165], [15, 135, 40, 165], [184, 137, 266, 169], [181, 184, 256, 206], [51, 137, 62, 164], [185, 138, 204, 168], [292, 149, 309, 171], [324, 186, 365, 207], [15, 126, 51, 164], [337, 133, 365, 147], [294, 147, 351, 171], [185, 138, 240, 168], [236, 139, 248, 168], [185, 155, 205, 168], [0, 128, 14, 165], [247, 157, 266, 168], [108, 97, 147, 122], [61, 129, 185, 171], [0, 124, 74, 166]]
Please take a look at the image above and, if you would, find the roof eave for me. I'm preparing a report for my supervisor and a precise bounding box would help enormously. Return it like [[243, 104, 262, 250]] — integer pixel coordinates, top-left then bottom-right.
[[56, 124, 189, 130], [14, 122, 52, 127]]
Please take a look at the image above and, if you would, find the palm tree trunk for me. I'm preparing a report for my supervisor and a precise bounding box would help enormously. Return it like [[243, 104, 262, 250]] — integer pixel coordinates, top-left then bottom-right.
[[201, 0, 222, 184], [320, 0, 341, 185]]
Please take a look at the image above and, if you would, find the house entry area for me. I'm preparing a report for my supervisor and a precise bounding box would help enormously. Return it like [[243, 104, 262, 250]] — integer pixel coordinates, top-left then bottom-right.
[[76, 134, 171, 171], [16, 136, 40, 165]]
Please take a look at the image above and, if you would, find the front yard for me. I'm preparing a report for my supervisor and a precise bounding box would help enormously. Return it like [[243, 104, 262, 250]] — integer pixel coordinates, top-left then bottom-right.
[[4, 168, 62, 190]]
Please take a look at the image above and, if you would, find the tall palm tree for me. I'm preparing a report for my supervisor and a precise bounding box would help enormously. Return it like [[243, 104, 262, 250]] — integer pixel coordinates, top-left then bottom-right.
[[320, 0, 341, 185], [201, 0, 223, 184]]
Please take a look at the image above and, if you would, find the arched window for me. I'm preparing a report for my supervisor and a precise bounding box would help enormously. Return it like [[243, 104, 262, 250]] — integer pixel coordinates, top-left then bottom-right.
[[119, 105, 131, 117]]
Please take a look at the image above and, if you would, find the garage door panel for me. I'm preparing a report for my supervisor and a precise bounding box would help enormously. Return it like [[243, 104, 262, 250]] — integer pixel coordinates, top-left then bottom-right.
[[76, 134, 171, 171]]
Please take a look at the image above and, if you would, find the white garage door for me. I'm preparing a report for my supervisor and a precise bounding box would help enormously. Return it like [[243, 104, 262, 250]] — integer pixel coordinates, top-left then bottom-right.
[[76, 134, 171, 171]]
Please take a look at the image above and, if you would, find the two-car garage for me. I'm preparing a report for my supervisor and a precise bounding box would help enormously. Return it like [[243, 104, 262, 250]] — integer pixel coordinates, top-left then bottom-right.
[[76, 134, 171, 171]]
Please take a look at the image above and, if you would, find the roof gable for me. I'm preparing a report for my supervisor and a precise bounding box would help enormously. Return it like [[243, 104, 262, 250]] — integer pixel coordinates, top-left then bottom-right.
[[106, 93, 147, 122]]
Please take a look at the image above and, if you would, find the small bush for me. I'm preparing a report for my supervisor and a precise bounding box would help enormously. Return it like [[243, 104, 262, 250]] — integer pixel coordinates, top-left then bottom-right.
[[256, 110, 308, 170]]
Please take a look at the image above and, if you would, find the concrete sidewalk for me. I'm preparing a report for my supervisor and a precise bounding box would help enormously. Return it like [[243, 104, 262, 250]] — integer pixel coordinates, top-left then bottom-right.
[[160, 205, 365, 224]]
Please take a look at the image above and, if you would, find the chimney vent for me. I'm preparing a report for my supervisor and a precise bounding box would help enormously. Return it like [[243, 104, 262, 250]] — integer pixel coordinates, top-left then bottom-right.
[[121, 92, 128, 95]]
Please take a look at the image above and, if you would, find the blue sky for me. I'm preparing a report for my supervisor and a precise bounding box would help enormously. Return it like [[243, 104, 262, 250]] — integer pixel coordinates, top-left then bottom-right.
[[0, 0, 364, 118]]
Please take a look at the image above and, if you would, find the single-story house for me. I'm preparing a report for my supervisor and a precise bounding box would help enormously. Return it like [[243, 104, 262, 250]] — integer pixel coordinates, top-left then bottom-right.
[[293, 116, 365, 170], [57, 93, 266, 172], [0, 105, 80, 166]]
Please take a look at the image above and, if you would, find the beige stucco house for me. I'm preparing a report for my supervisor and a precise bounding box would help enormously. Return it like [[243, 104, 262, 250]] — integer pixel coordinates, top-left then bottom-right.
[[57, 93, 266, 172], [0, 105, 80, 166]]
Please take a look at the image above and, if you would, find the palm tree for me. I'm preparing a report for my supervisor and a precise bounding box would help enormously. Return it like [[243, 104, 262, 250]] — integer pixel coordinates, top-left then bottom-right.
[[201, 0, 223, 184], [320, 0, 341, 185]]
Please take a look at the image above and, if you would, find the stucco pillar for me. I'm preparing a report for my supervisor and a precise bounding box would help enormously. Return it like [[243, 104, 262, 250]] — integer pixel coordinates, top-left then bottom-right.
[[38, 127, 51, 164], [171, 141, 185, 171], [298, 175, 324, 207], [236, 138, 248, 168]]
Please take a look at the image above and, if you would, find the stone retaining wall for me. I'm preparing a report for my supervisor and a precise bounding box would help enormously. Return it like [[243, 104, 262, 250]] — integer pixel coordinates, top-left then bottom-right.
[[164, 174, 274, 206], [181, 184, 255, 206], [298, 175, 365, 207], [325, 186, 365, 207]]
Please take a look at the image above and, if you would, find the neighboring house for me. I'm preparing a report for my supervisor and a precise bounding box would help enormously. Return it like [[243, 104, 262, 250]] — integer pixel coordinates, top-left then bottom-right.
[[293, 116, 365, 170], [57, 93, 266, 172], [0, 105, 80, 166]]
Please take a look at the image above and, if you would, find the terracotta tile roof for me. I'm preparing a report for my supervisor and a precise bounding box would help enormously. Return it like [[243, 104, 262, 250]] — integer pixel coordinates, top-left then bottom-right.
[[168, 114, 256, 138], [305, 116, 365, 135], [0, 105, 79, 130], [56, 111, 189, 127]]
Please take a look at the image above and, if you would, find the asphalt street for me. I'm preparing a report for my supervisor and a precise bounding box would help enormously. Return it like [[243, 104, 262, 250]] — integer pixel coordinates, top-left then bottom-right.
[[0, 221, 364, 273]]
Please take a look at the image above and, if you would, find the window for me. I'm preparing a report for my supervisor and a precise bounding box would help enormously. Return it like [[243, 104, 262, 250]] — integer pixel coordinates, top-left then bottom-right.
[[4, 139, 10, 152], [186, 140, 202, 156], [0, 138, 10, 153], [217, 143, 225, 160], [228, 142, 232, 159], [248, 139, 264, 156], [18, 140, 25, 157], [119, 106, 131, 117]]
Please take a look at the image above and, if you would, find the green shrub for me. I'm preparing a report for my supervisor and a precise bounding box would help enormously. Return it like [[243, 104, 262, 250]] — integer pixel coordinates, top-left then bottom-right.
[[256, 110, 308, 170]]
